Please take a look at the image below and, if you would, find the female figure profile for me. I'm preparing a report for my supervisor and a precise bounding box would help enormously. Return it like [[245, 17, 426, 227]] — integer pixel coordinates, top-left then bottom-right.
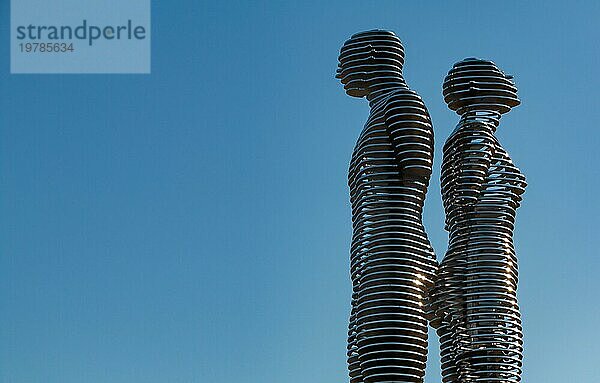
[[431, 58, 527, 383]]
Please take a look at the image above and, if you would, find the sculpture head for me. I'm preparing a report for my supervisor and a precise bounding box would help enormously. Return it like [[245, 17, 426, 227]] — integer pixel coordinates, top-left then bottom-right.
[[443, 58, 520, 116], [336, 30, 405, 98]]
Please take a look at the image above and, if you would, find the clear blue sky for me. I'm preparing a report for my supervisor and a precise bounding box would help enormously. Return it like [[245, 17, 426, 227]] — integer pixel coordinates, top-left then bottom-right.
[[1, 1, 599, 382]]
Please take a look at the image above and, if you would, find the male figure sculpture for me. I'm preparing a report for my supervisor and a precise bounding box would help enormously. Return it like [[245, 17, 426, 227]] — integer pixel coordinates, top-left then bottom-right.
[[336, 30, 438, 383], [430, 58, 527, 383]]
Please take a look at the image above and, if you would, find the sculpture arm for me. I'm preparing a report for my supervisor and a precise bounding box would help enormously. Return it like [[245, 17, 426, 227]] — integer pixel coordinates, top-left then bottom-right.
[[384, 92, 434, 180], [452, 123, 496, 205]]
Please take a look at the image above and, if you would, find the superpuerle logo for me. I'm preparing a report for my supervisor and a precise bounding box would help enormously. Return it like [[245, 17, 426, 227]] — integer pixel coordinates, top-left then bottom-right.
[[11, 0, 151, 74]]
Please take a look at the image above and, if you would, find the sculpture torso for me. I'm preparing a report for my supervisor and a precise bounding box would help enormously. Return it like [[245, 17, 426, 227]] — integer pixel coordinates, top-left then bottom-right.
[[347, 88, 437, 383], [433, 117, 527, 383]]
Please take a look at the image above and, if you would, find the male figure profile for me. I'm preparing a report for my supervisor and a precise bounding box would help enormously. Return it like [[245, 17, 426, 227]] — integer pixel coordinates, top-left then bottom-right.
[[336, 30, 437, 383]]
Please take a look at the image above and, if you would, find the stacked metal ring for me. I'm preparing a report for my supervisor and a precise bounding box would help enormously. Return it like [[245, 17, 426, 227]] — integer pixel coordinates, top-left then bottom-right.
[[431, 58, 527, 383], [338, 30, 438, 383]]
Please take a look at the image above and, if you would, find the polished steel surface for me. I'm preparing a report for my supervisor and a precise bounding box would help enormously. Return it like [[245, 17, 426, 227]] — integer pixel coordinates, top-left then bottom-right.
[[337, 30, 437, 383], [430, 58, 527, 383]]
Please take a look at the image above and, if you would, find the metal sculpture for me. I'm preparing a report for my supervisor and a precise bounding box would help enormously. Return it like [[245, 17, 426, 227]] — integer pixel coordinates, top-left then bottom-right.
[[430, 58, 527, 383], [336, 30, 438, 383]]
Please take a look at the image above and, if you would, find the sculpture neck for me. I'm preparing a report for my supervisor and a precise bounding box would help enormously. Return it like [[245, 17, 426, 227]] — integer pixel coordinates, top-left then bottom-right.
[[367, 80, 407, 107], [460, 109, 501, 131]]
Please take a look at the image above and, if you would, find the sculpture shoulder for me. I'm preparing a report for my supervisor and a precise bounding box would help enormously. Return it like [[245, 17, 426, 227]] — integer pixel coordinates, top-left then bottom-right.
[[384, 89, 432, 132], [385, 87, 424, 102], [443, 121, 495, 152], [384, 89, 430, 115]]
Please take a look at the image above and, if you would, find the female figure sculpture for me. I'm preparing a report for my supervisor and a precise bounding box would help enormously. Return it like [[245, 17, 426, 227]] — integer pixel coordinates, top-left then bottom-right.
[[336, 30, 438, 383], [430, 58, 527, 383]]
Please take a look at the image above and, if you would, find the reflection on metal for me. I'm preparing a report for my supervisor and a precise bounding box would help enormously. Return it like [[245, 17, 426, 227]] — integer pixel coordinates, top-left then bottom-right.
[[337, 30, 438, 383], [430, 58, 527, 383]]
